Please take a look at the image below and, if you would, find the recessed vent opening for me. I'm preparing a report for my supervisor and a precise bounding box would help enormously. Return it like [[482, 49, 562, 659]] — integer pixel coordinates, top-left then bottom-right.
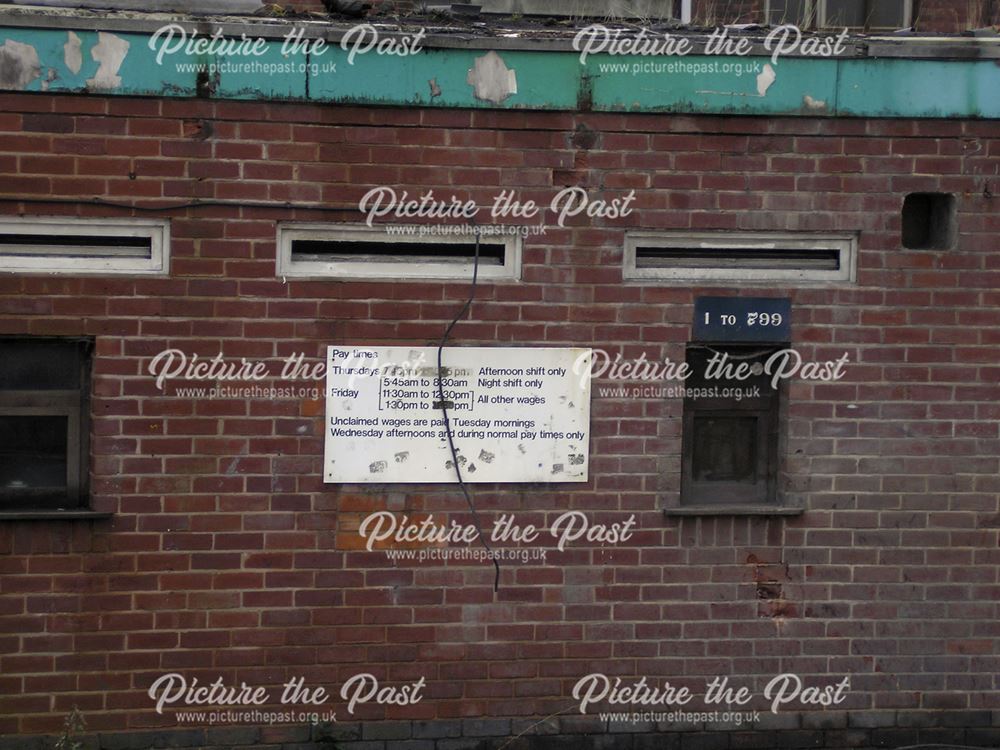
[[277, 223, 522, 281], [290, 239, 506, 266], [902, 192, 956, 250], [635, 246, 841, 271], [0, 233, 153, 259], [0, 218, 168, 276], [623, 231, 856, 283]]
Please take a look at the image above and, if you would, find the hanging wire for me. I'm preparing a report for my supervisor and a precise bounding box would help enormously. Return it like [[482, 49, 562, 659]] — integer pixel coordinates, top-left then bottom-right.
[[436, 229, 500, 592]]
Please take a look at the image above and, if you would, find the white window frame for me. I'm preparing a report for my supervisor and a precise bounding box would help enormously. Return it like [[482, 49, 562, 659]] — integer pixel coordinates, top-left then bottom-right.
[[276, 223, 522, 282], [623, 230, 857, 284], [0, 217, 170, 276], [766, 0, 912, 28]]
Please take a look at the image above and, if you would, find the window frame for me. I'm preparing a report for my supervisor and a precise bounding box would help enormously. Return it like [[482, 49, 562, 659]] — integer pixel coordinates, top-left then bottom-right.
[[623, 230, 857, 284], [765, 0, 912, 29], [0, 216, 170, 276], [276, 222, 523, 282], [476, 0, 685, 20], [679, 343, 783, 509], [0, 338, 92, 513]]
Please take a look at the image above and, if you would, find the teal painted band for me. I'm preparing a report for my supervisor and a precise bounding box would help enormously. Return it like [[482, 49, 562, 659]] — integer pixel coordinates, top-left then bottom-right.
[[1, 24, 998, 118]]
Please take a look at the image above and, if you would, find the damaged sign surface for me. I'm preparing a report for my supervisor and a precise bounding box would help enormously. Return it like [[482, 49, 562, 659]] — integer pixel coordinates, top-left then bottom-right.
[[324, 346, 591, 484]]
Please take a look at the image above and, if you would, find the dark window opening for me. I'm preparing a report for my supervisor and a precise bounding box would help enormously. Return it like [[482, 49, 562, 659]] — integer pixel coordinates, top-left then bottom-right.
[[902, 192, 957, 250], [692, 415, 758, 482], [0, 233, 153, 259], [0, 417, 69, 496], [767, 0, 908, 28], [767, 0, 816, 26], [635, 245, 841, 271], [0, 338, 91, 511], [290, 238, 506, 267], [681, 344, 781, 506]]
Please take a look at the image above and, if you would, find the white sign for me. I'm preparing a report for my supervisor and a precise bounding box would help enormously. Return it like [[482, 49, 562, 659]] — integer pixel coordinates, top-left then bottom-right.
[[324, 346, 591, 483]]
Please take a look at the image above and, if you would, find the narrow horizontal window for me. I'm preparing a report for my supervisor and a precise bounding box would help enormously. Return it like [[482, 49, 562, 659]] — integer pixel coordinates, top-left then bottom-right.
[[277, 223, 521, 281], [766, 0, 911, 29], [477, 0, 682, 19], [624, 231, 856, 283], [0, 217, 169, 275]]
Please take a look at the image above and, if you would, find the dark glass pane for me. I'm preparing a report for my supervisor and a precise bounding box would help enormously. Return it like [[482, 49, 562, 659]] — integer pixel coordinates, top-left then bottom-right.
[[692, 416, 757, 482], [867, 0, 906, 26], [768, 0, 811, 25], [824, 0, 866, 26], [0, 416, 68, 492], [0, 340, 82, 390], [825, 0, 905, 27]]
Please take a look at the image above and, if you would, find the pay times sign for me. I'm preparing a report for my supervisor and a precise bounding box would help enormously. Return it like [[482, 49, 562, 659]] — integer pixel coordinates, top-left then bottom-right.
[[323, 346, 592, 484]]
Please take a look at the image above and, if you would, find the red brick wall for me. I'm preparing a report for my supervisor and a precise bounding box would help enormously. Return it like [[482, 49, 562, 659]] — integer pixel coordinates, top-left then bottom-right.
[[913, 0, 980, 31], [0, 93, 999, 741]]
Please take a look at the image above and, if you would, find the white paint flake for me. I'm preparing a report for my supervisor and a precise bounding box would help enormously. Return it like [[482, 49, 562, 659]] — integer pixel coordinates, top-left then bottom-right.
[[86, 31, 130, 91], [757, 63, 777, 96], [466, 50, 517, 104], [64, 31, 82, 75]]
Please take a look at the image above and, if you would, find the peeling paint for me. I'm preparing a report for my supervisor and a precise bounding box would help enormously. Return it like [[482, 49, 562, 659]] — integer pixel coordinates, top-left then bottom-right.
[[64, 31, 82, 75], [466, 50, 517, 104], [86, 31, 129, 91], [0, 22, 995, 117], [0, 40, 41, 90], [756, 63, 776, 96], [803, 94, 827, 110], [40, 67, 57, 92]]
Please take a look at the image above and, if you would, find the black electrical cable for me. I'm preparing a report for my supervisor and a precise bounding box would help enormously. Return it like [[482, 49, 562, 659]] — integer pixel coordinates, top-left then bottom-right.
[[6, 193, 502, 587], [436, 228, 500, 593]]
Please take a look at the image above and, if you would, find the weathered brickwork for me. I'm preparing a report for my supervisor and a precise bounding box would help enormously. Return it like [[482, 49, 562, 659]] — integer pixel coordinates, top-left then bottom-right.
[[0, 93, 998, 748]]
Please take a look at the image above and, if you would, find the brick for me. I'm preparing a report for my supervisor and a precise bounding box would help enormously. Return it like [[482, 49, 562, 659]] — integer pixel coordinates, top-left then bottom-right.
[[0, 88, 995, 746]]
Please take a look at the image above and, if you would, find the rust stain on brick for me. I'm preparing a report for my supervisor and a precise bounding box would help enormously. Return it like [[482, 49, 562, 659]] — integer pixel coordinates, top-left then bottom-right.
[[570, 122, 598, 150], [748, 553, 796, 618]]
